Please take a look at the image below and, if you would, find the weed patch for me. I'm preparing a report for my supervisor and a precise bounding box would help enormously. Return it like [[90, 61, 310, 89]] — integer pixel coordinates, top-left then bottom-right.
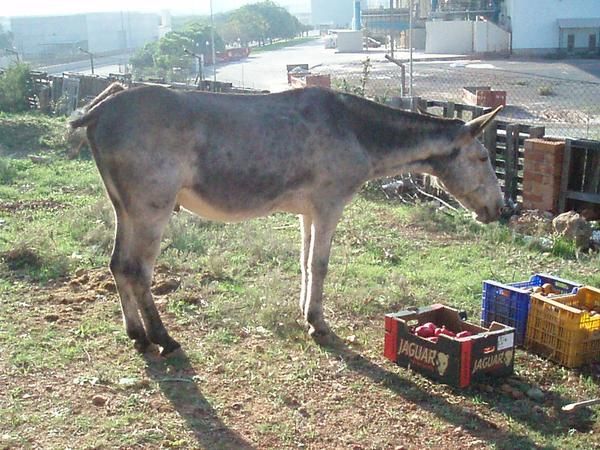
[[1, 240, 70, 281], [0, 112, 67, 155]]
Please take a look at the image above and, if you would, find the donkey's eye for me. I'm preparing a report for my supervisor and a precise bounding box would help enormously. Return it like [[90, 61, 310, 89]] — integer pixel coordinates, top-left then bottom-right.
[[479, 155, 488, 162]]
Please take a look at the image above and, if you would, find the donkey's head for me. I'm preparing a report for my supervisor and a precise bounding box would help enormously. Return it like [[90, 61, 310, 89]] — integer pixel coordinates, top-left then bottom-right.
[[431, 107, 504, 223]]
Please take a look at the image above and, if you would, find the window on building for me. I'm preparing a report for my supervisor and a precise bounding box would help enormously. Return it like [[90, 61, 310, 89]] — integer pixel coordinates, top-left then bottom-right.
[[567, 34, 575, 52], [589, 33, 597, 52]]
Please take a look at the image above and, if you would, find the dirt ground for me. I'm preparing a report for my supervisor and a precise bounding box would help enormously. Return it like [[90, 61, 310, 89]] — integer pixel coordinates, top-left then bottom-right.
[[2, 261, 599, 449]]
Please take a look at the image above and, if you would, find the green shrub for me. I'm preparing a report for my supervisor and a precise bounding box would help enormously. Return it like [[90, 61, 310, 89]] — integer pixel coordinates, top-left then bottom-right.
[[538, 85, 555, 96], [0, 63, 31, 113], [0, 157, 17, 183]]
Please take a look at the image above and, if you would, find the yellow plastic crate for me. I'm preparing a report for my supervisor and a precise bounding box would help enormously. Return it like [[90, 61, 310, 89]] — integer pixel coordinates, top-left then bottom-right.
[[525, 286, 600, 368]]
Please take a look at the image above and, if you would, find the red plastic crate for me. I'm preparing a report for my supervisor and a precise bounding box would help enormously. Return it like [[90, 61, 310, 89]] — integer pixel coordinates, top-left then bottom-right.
[[385, 304, 515, 388]]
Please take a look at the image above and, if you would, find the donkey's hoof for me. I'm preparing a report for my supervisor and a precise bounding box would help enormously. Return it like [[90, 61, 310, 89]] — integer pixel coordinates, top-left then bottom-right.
[[160, 339, 181, 357], [308, 325, 332, 345], [133, 337, 153, 354]]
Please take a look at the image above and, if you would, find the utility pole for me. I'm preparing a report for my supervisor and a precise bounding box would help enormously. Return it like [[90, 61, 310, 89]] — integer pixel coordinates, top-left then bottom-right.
[[389, 0, 394, 58], [409, 0, 413, 96], [210, 0, 217, 88], [78, 47, 95, 75]]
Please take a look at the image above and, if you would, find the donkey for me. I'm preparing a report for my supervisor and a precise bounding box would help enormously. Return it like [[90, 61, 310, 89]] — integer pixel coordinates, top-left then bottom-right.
[[71, 84, 504, 355]]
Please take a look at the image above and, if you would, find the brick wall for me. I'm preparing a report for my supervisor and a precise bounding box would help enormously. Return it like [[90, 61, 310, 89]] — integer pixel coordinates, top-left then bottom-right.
[[522, 138, 565, 213]]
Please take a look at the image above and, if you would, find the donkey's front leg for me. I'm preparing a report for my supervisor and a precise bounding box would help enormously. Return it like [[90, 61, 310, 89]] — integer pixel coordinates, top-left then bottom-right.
[[299, 214, 312, 315], [303, 206, 344, 340]]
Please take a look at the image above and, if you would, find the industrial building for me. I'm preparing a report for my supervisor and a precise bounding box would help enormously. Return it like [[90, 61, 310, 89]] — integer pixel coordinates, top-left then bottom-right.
[[10, 12, 160, 61], [356, 0, 600, 56], [310, 0, 356, 28], [504, 0, 600, 55]]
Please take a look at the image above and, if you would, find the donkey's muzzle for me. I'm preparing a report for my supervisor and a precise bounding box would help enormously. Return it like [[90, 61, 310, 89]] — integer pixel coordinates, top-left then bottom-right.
[[476, 199, 505, 224]]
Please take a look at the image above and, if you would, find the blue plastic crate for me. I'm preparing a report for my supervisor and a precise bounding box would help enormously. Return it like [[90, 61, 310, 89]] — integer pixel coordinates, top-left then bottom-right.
[[481, 274, 581, 346]]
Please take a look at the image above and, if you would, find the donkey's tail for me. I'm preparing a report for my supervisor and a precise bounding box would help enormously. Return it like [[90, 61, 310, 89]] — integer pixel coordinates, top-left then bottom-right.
[[69, 82, 127, 129]]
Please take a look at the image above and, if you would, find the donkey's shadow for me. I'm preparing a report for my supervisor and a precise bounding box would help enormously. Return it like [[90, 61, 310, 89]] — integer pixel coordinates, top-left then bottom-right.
[[144, 351, 255, 449], [321, 333, 592, 449]]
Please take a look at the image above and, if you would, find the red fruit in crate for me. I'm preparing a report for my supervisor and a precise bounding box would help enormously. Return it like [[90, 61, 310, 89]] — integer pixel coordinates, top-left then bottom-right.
[[456, 331, 472, 338], [435, 326, 456, 337], [427, 337, 439, 343], [423, 322, 437, 330], [415, 325, 434, 338]]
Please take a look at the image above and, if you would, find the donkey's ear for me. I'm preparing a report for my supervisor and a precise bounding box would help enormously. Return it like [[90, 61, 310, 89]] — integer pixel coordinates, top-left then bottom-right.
[[460, 106, 503, 139]]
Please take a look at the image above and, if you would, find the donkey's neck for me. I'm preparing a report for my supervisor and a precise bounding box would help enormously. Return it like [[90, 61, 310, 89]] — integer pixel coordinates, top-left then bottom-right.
[[339, 94, 463, 178]]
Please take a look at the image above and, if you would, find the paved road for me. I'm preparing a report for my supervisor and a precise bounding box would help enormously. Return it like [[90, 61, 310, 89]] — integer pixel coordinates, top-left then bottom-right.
[[216, 39, 600, 92], [38, 38, 600, 89], [39, 53, 132, 76], [214, 38, 395, 92]]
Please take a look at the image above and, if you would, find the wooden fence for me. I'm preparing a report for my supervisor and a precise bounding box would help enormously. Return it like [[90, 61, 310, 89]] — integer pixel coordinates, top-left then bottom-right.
[[559, 139, 600, 211], [489, 121, 545, 203]]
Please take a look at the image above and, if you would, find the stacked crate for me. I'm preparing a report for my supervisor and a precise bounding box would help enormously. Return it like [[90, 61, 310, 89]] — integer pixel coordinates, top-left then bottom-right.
[[481, 274, 580, 346], [525, 286, 600, 368]]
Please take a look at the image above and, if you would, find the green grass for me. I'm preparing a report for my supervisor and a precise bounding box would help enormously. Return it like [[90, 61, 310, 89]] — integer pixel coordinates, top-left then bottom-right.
[[0, 112, 67, 156], [1, 113, 600, 449], [250, 37, 318, 53]]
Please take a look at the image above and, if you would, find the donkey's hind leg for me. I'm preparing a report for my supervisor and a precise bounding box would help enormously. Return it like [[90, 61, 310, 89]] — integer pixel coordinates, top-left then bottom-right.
[[110, 215, 151, 352], [111, 209, 180, 355]]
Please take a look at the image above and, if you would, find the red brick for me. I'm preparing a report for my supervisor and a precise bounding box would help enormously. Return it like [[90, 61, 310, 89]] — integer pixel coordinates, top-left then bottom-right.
[[526, 173, 544, 184], [524, 149, 545, 164], [525, 138, 566, 153]]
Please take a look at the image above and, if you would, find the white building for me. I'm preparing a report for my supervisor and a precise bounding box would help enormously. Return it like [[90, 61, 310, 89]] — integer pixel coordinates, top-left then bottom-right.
[[311, 0, 354, 28], [504, 0, 600, 55], [10, 12, 159, 61]]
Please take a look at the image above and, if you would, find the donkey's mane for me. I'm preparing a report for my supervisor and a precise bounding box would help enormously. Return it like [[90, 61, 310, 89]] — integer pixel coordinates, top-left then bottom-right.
[[332, 89, 463, 155]]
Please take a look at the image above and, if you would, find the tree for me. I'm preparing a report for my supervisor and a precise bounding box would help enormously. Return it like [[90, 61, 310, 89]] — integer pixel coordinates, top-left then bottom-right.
[[129, 25, 225, 81], [221, 2, 304, 46], [130, 42, 157, 71]]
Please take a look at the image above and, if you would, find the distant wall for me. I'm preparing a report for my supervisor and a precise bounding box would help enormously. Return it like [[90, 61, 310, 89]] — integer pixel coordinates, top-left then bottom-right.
[[426, 20, 509, 54], [473, 21, 510, 53], [426, 21, 473, 54]]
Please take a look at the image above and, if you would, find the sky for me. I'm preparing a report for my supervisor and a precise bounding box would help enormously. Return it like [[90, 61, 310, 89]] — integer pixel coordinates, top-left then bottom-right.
[[1, 0, 311, 18]]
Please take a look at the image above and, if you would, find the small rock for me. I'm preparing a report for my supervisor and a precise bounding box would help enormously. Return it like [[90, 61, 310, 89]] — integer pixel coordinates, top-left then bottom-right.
[[101, 281, 117, 293], [526, 387, 545, 402], [532, 405, 545, 416], [118, 377, 138, 387], [511, 389, 525, 400], [92, 395, 108, 407], [553, 211, 592, 249], [453, 426, 464, 434], [44, 314, 60, 322], [152, 279, 180, 296], [74, 268, 86, 278]]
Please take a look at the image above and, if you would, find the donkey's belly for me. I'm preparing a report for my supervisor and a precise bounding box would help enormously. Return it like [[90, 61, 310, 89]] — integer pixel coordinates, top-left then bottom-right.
[[176, 188, 270, 223]]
